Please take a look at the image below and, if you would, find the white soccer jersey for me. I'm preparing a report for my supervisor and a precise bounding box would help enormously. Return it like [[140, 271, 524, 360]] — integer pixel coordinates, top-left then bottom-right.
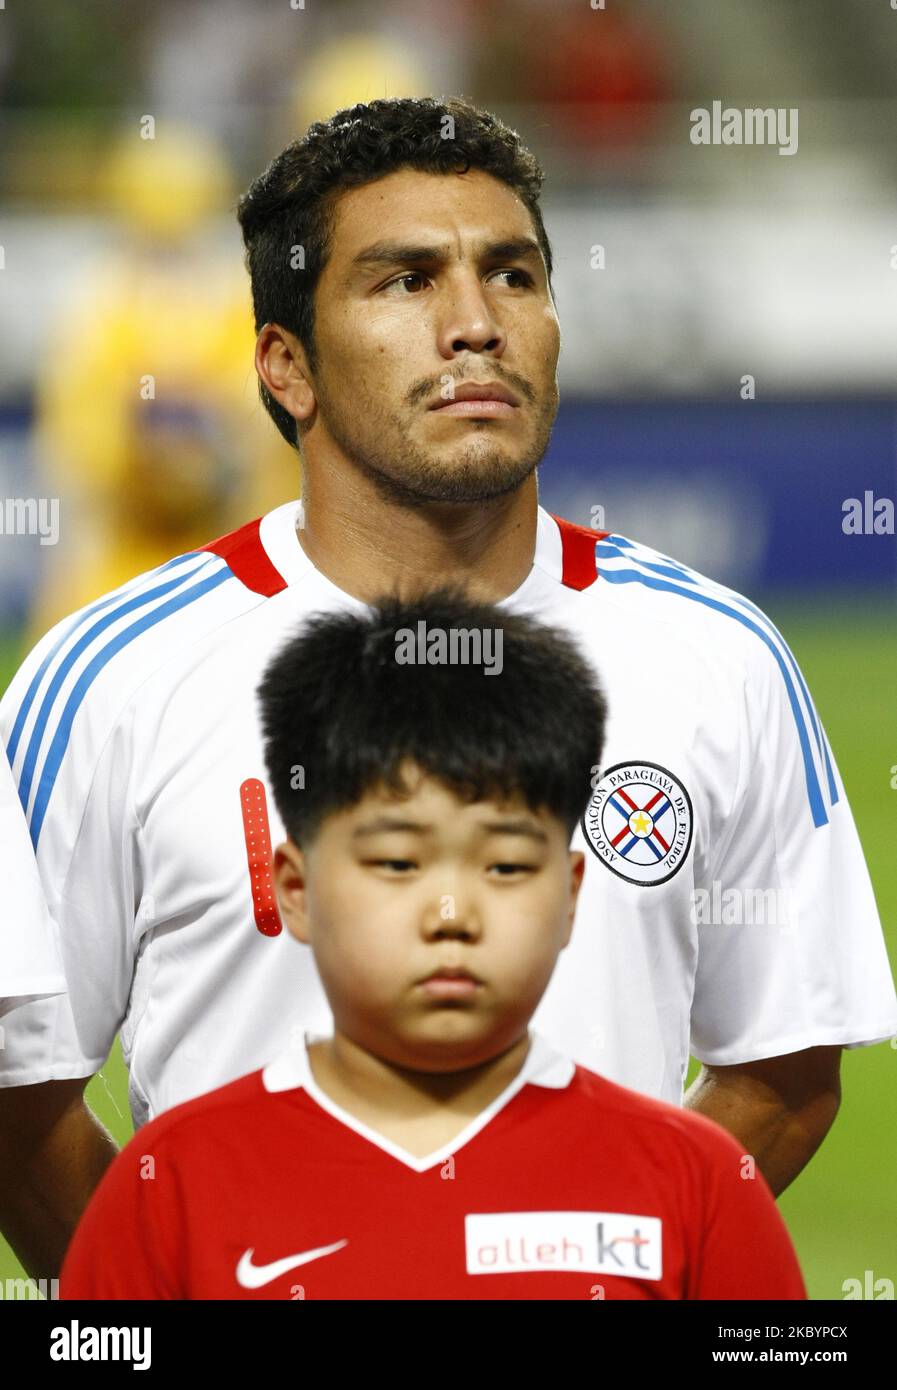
[[0, 745, 65, 1001], [1, 502, 894, 1117]]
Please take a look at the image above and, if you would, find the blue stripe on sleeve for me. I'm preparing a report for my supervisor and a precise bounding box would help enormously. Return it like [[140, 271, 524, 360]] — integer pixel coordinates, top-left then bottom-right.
[[27, 564, 232, 847], [596, 564, 829, 828]]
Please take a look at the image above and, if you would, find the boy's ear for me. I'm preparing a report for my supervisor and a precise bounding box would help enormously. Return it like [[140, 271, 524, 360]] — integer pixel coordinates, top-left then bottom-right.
[[272, 838, 311, 945], [561, 850, 586, 950]]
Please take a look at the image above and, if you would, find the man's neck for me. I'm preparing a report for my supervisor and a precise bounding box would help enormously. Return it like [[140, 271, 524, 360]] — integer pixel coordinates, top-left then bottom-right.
[[295, 465, 539, 606], [305, 1030, 533, 1158]]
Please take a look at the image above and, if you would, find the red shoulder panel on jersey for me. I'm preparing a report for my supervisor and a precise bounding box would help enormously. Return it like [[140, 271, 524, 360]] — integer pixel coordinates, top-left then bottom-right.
[[550, 514, 607, 591], [200, 516, 287, 597]]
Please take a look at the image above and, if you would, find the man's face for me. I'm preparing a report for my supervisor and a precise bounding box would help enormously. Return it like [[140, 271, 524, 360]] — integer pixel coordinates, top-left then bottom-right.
[[306, 167, 561, 505], [273, 763, 584, 1073]]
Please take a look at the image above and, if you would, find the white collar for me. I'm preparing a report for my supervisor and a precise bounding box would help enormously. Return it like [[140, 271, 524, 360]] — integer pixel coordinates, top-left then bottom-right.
[[262, 1030, 575, 1174], [257, 499, 565, 599]]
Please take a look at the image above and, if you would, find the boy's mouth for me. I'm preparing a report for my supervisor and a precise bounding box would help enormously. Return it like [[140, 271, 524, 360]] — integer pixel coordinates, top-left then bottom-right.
[[417, 965, 482, 998]]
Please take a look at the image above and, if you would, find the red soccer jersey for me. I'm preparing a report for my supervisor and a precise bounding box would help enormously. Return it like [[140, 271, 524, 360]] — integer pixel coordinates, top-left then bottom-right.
[[61, 1033, 806, 1300]]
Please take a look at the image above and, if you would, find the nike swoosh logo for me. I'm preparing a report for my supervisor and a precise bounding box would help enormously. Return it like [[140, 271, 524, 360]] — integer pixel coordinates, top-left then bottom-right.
[[236, 1239, 349, 1289]]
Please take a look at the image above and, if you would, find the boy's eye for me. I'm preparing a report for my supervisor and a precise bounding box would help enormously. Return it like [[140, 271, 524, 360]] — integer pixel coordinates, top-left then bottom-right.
[[367, 860, 533, 876]]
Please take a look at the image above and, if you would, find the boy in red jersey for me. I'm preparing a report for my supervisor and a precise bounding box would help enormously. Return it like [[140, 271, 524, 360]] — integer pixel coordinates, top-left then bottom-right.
[[61, 590, 806, 1300]]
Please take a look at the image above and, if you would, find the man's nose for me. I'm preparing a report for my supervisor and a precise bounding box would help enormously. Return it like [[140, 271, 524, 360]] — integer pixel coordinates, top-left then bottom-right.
[[435, 276, 506, 359]]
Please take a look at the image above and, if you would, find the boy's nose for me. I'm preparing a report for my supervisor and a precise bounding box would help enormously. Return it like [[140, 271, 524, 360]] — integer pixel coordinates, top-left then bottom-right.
[[420, 891, 484, 941]]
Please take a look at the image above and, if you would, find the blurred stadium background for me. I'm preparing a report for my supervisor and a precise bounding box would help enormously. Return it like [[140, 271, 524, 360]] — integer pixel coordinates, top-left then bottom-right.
[[1, 0, 895, 1299]]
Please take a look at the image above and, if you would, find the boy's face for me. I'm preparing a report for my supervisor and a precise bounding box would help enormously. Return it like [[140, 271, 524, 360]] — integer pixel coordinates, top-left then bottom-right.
[[273, 762, 585, 1073]]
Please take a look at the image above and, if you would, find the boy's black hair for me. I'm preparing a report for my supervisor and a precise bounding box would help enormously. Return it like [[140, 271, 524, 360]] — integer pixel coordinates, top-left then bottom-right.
[[258, 587, 606, 848], [236, 95, 553, 450]]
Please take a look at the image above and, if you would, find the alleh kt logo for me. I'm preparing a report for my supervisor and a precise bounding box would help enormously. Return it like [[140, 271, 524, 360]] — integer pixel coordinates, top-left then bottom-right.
[[465, 1211, 662, 1278], [582, 761, 693, 886]]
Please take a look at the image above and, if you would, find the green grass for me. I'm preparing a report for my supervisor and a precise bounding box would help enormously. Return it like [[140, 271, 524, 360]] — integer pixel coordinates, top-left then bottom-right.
[[743, 594, 897, 1299], [1, 596, 895, 1298]]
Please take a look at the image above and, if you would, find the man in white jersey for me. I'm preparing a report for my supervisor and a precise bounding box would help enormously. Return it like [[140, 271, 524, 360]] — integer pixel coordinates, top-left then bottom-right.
[[0, 748, 65, 1004], [1, 96, 895, 1278]]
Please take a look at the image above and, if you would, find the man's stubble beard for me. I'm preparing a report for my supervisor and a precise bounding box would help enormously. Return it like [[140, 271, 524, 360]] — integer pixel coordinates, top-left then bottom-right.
[[314, 378, 557, 509]]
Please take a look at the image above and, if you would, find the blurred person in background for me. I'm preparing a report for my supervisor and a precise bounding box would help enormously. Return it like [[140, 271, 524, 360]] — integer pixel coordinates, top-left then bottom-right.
[[466, 0, 670, 147], [27, 125, 296, 640]]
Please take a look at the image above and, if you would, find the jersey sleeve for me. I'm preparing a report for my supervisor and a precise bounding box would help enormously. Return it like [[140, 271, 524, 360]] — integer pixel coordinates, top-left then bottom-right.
[[0, 746, 65, 1000], [686, 1117, 806, 1300], [0, 619, 142, 1084], [60, 1125, 184, 1299], [690, 618, 897, 1065]]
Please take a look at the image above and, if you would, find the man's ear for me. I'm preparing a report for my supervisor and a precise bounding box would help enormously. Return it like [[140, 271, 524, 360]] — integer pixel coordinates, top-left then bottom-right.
[[560, 850, 586, 951], [255, 323, 317, 426], [272, 838, 311, 945]]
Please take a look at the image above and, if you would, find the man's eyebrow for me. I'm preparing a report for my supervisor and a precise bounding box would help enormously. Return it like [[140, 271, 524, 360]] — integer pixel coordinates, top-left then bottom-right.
[[348, 236, 544, 273]]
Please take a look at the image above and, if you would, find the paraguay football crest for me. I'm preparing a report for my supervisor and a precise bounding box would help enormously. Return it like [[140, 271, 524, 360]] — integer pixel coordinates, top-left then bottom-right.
[[582, 762, 693, 886]]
